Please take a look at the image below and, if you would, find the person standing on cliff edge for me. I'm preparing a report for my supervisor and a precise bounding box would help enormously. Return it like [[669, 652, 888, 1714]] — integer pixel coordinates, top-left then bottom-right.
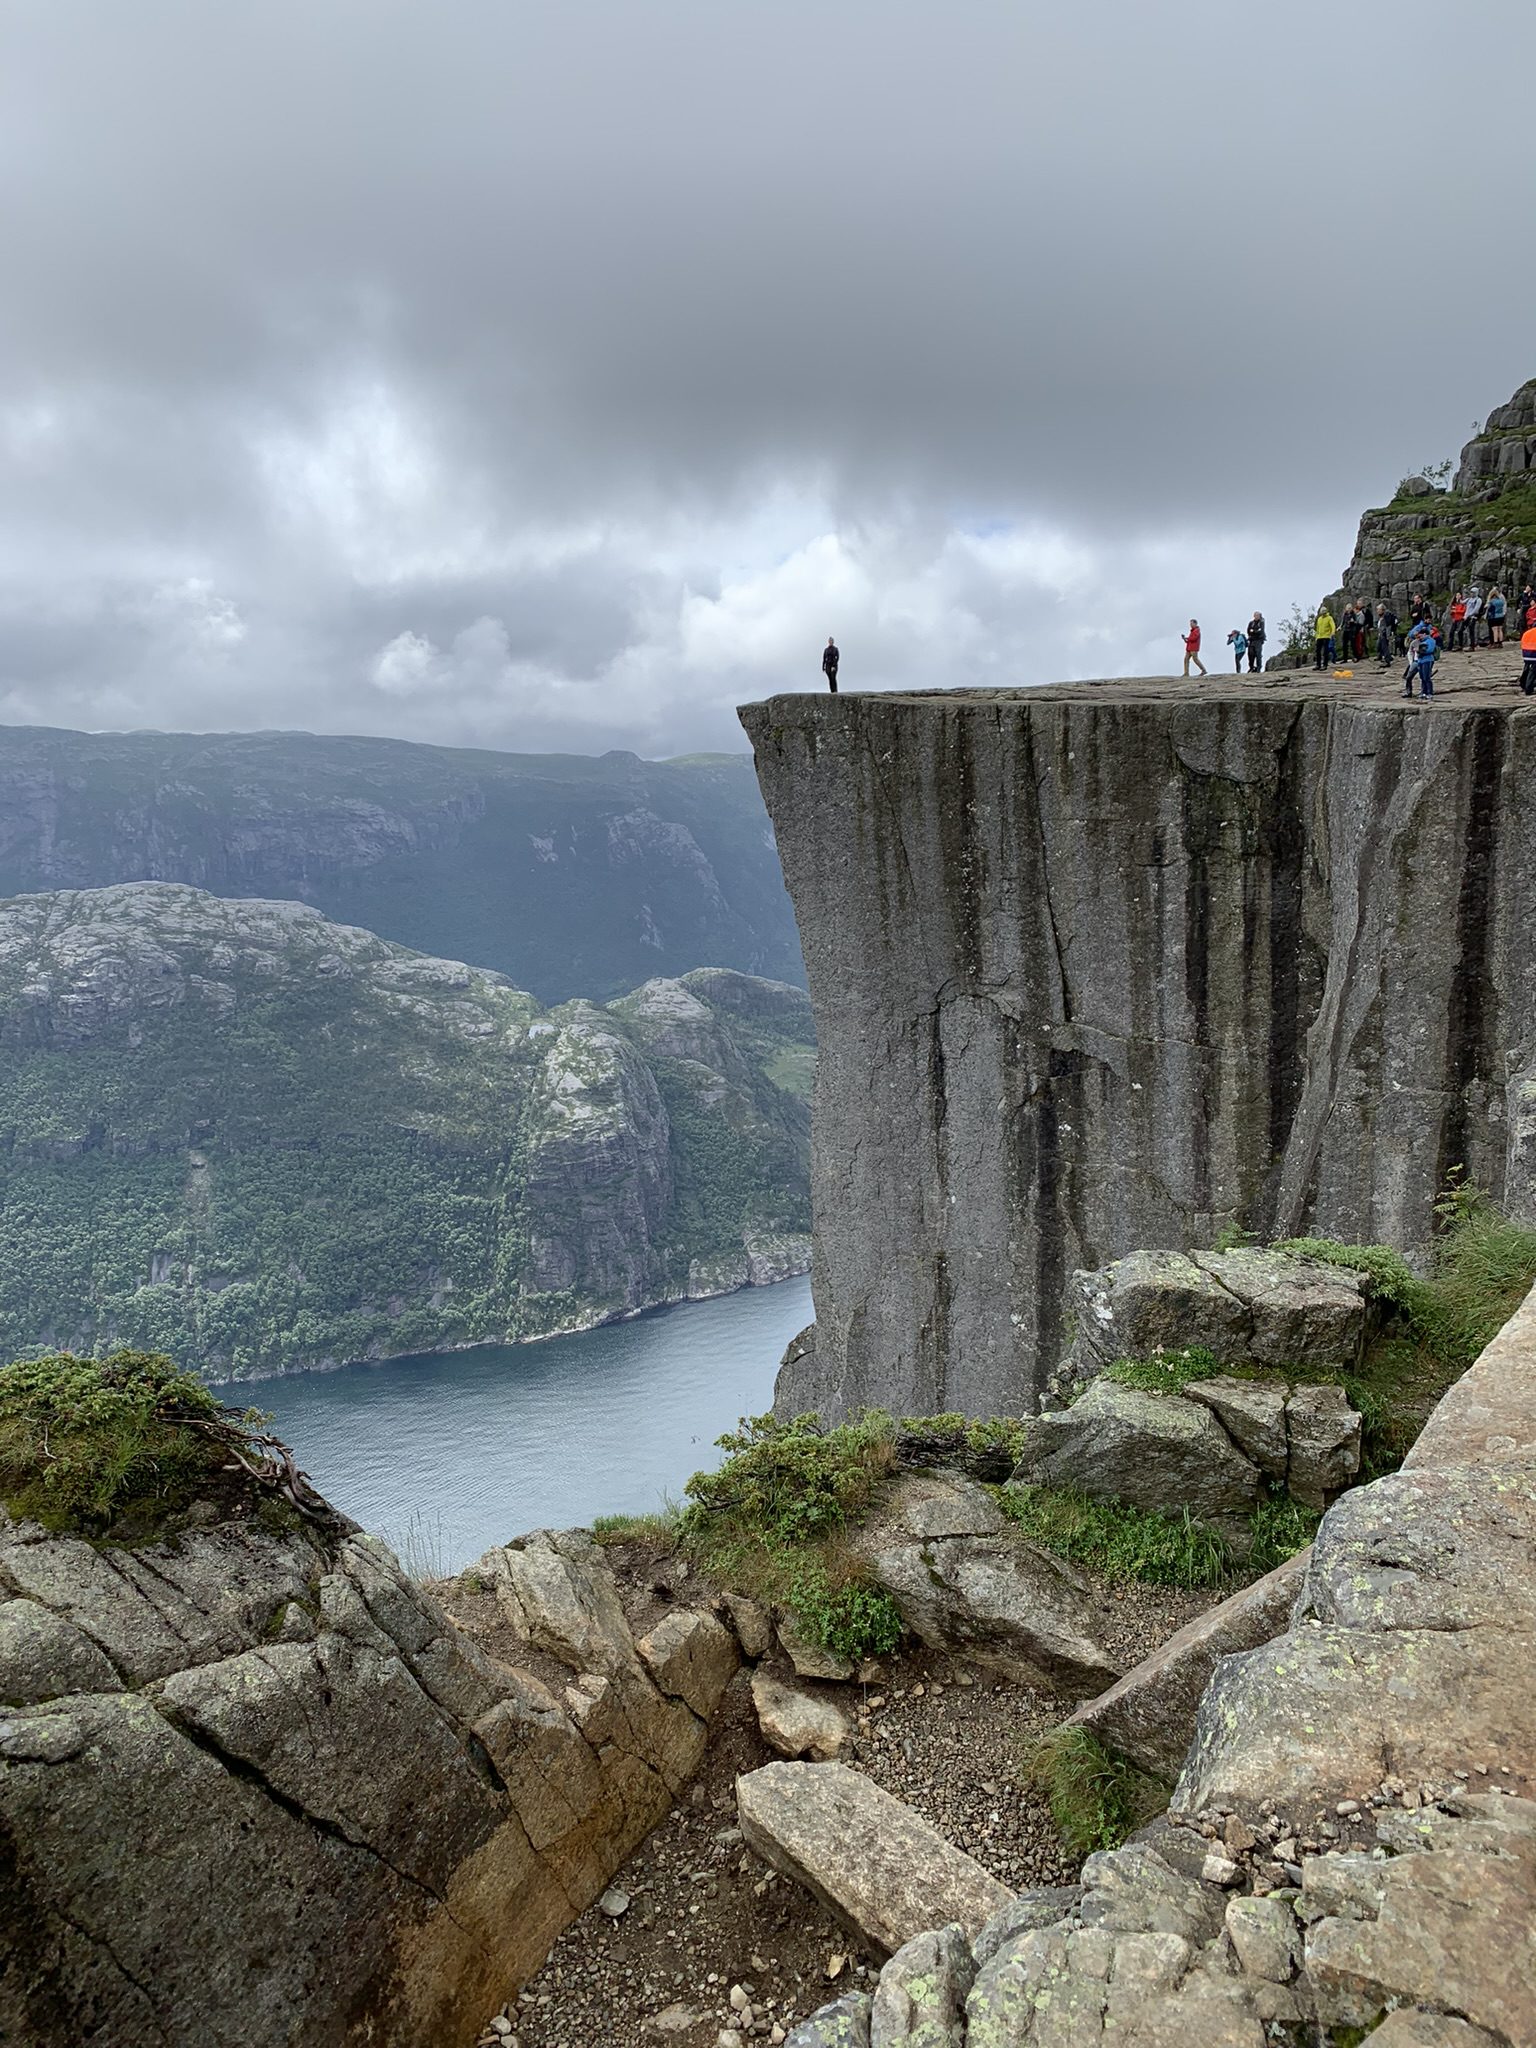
[[1182, 620, 1206, 677], [821, 636, 839, 693]]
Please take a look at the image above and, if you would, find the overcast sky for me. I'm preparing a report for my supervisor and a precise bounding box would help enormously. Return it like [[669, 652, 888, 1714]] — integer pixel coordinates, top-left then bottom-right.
[[1, 1, 1531, 758]]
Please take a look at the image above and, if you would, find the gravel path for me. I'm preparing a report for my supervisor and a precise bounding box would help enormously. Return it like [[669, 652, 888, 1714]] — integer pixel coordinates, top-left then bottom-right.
[[463, 1565, 1210, 2048]]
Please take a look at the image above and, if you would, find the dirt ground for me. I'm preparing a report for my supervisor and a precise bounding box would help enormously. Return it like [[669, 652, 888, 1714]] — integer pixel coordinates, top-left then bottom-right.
[[444, 1546, 1211, 2048]]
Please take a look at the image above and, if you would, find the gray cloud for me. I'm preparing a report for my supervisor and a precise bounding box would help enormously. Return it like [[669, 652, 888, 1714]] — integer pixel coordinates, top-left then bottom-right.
[[0, 0, 1530, 755]]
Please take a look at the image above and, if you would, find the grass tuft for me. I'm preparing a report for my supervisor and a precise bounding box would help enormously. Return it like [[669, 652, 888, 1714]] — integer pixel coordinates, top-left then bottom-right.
[[1105, 1347, 1223, 1397], [997, 1482, 1232, 1589], [1021, 1726, 1167, 1856], [590, 1508, 680, 1550]]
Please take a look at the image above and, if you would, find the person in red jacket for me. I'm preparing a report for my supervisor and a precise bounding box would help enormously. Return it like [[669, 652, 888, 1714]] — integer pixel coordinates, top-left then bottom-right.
[[1182, 619, 1207, 677]]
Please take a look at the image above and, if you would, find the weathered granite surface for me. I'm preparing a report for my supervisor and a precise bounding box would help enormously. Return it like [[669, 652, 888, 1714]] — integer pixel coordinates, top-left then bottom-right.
[[0, 1511, 735, 2048], [741, 685, 1536, 1418]]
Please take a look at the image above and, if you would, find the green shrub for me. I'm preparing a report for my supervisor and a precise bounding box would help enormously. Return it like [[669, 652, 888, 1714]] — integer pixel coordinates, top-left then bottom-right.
[[681, 1410, 896, 1548], [0, 1348, 241, 1536], [1022, 1726, 1166, 1856], [997, 1483, 1232, 1589], [780, 1557, 904, 1659], [680, 1410, 905, 1659], [1273, 1237, 1423, 1315], [1247, 1492, 1322, 1574]]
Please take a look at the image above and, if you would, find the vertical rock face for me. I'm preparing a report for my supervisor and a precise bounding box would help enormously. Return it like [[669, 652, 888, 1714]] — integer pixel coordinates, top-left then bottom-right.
[[740, 685, 1536, 1419]]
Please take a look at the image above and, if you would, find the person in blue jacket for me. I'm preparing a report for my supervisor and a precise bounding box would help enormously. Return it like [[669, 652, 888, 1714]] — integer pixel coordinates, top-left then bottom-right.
[[1405, 621, 1436, 699], [1226, 627, 1247, 673]]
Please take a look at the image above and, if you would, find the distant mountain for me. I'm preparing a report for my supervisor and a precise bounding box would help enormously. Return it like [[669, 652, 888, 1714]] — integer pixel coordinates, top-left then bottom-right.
[[0, 883, 813, 1378], [0, 726, 803, 1005]]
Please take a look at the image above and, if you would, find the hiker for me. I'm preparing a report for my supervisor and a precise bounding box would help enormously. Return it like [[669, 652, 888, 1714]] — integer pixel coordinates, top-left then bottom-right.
[[1345, 602, 1367, 662], [821, 636, 839, 694], [1521, 624, 1536, 696], [1487, 587, 1507, 647], [1448, 591, 1469, 651], [1246, 612, 1266, 671], [1521, 587, 1536, 631], [1406, 620, 1437, 699], [1376, 602, 1397, 668], [1313, 604, 1337, 671], [1226, 627, 1247, 673], [1464, 586, 1483, 648], [1182, 620, 1207, 677]]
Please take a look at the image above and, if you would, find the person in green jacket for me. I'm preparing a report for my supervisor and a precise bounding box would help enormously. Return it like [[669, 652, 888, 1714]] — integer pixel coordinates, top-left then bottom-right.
[[1313, 606, 1337, 671]]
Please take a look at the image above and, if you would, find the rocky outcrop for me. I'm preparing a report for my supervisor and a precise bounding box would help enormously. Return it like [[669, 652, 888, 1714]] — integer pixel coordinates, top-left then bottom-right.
[[1322, 378, 1536, 627], [741, 685, 1536, 1419], [1060, 1245, 1374, 1391], [1012, 1372, 1360, 1526], [1175, 1279, 1536, 1820], [849, 1472, 1122, 1695], [791, 1794, 1536, 2046], [0, 1505, 736, 2048], [736, 1761, 1012, 1956], [0, 724, 804, 1005], [0, 884, 813, 1375]]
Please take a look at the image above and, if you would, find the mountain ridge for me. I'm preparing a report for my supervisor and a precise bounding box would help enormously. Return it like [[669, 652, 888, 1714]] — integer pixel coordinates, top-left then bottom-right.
[[0, 881, 812, 1378], [0, 724, 804, 1005]]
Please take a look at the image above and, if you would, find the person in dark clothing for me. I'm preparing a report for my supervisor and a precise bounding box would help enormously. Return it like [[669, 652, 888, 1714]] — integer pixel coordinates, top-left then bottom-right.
[[1246, 613, 1266, 671], [1375, 603, 1397, 668], [821, 637, 839, 693]]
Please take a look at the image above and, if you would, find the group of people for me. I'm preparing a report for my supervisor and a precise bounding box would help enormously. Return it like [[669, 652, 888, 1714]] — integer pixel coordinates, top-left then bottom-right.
[[1180, 584, 1536, 700], [1310, 585, 1534, 671], [1309, 586, 1536, 698], [1182, 614, 1268, 676]]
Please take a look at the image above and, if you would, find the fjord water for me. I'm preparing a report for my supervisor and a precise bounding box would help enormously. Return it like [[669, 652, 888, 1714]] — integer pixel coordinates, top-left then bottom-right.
[[250, 1274, 812, 1573]]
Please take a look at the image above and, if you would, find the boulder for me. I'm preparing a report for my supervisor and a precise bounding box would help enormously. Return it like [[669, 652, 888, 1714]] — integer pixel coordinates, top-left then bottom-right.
[[636, 1609, 739, 1720], [851, 1473, 1120, 1695], [736, 1762, 1011, 1956], [869, 1923, 975, 2044], [1282, 1383, 1361, 1508], [478, 1527, 637, 1675], [972, 1886, 1084, 1966], [777, 1615, 856, 1683], [1182, 1378, 1289, 1480], [720, 1592, 774, 1661], [1066, 1550, 1307, 1781], [785, 1994, 873, 2047], [1011, 1379, 1262, 1536], [1302, 1806, 1536, 2045], [1062, 1246, 1372, 1390], [751, 1671, 850, 1761]]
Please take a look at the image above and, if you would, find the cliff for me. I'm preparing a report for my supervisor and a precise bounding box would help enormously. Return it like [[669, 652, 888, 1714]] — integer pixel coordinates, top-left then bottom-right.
[[0, 725, 804, 1004], [0, 883, 812, 1376], [740, 679, 1536, 1420]]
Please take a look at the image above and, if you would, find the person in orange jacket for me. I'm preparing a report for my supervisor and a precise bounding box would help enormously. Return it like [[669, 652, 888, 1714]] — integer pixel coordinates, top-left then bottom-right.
[[1520, 623, 1536, 696]]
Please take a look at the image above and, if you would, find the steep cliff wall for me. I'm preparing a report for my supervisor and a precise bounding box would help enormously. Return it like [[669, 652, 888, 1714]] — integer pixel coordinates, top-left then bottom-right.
[[740, 680, 1536, 1420]]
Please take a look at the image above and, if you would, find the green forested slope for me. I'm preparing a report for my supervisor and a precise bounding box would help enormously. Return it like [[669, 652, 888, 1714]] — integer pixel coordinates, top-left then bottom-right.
[[0, 726, 802, 1004], [0, 884, 812, 1378]]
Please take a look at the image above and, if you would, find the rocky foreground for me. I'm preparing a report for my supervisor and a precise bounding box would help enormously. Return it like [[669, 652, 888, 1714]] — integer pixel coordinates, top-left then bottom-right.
[[781, 1277, 1536, 2047]]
